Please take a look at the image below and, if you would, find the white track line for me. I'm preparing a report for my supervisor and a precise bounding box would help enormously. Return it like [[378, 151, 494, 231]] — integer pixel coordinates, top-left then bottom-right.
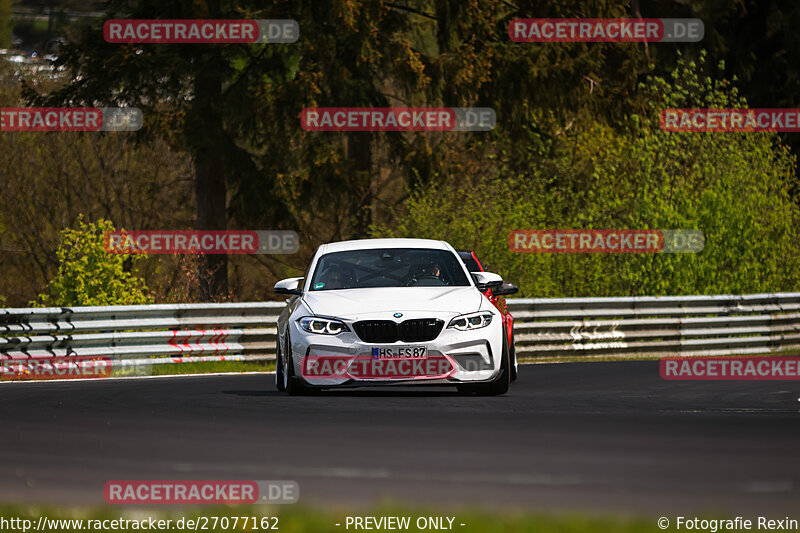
[[0, 371, 276, 385], [0, 361, 548, 385]]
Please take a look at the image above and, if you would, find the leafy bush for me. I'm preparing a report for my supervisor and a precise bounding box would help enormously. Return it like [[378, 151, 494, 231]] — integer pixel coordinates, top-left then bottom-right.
[[374, 53, 800, 297], [35, 216, 153, 306]]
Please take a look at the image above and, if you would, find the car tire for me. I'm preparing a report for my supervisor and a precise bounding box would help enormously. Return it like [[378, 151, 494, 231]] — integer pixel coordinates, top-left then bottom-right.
[[457, 329, 510, 396], [284, 332, 317, 396], [275, 335, 286, 392]]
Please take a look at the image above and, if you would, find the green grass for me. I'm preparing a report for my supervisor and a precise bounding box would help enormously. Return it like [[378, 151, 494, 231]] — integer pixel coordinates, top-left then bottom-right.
[[149, 360, 276, 376], [0, 503, 662, 533], [520, 347, 800, 364]]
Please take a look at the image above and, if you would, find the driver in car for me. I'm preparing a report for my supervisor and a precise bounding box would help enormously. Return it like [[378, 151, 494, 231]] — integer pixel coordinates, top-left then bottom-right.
[[321, 265, 353, 289], [406, 261, 447, 285], [425, 262, 442, 279]]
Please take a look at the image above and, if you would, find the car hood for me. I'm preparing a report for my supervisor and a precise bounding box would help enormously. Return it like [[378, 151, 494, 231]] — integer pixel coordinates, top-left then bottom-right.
[[302, 286, 483, 320]]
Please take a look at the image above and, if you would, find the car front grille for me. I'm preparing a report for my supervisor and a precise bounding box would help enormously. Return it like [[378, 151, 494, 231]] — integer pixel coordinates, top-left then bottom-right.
[[353, 320, 397, 343], [353, 319, 444, 343], [399, 319, 444, 342]]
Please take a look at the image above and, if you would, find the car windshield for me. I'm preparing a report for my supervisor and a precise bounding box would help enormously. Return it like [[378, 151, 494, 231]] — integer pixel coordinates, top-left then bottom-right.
[[310, 248, 470, 290]]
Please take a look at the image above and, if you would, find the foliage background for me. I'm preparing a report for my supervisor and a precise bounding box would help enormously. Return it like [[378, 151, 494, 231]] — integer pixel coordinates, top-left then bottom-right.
[[1, 0, 799, 304]]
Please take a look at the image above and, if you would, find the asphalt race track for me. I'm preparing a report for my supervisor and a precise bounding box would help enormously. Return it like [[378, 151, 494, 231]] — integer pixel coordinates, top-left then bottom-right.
[[2, 361, 799, 514]]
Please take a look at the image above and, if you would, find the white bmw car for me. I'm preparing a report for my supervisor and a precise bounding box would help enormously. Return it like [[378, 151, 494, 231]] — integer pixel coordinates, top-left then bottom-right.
[[273, 238, 513, 395]]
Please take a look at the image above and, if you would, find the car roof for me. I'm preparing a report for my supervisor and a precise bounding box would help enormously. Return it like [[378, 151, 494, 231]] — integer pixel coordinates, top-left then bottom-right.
[[319, 238, 453, 254]]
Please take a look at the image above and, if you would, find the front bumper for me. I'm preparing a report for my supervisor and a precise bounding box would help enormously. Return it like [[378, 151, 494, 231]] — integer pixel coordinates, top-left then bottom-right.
[[288, 316, 503, 387]]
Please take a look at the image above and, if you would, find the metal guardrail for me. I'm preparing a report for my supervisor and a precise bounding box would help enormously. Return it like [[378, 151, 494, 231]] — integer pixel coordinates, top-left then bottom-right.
[[507, 292, 800, 358], [0, 303, 284, 365], [2, 293, 799, 368]]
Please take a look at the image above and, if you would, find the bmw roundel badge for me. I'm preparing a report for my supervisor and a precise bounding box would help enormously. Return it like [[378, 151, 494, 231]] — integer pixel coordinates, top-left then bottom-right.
[[393, 312, 403, 318]]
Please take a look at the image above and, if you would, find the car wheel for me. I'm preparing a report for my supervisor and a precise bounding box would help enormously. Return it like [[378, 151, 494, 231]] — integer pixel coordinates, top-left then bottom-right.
[[284, 332, 317, 396], [275, 335, 286, 392], [457, 329, 510, 396]]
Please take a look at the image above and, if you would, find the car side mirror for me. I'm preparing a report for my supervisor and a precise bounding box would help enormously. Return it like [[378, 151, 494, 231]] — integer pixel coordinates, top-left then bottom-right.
[[492, 281, 519, 296], [471, 271, 503, 291], [274, 277, 304, 296]]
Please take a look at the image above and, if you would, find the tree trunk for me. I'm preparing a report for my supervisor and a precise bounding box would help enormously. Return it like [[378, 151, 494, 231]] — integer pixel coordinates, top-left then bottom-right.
[[347, 133, 372, 238], [192, 67, 228, 300]]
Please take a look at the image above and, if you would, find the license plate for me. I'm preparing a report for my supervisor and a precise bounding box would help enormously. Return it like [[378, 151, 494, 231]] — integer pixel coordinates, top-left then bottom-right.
[[371, 346, 428, 359]]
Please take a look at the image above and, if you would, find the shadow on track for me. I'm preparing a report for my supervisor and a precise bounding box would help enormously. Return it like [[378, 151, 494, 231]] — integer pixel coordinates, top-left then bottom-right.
[[223, 387, 463, 397]]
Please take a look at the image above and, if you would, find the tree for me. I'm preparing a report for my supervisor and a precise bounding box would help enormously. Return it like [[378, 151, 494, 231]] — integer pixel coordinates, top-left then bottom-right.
[[375, 54, 800, 297], [0, 0, 11, 48], [635, 0, 800, 195], [28, 1, 470, 293], [26, 0, 303, 299], [0, 55, 194, 305]]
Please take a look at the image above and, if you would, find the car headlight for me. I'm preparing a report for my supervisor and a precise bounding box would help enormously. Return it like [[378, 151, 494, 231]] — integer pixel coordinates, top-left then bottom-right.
[[298, 316, 350, 335], [447, 311, 493, 331]]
